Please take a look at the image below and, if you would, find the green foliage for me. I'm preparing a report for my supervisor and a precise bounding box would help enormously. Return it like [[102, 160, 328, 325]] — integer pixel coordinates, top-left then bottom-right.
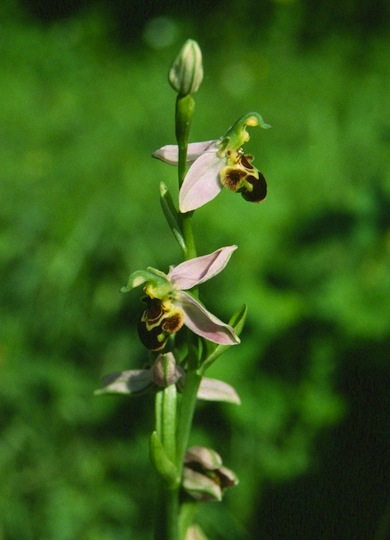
[[1, 4, 389, 539]]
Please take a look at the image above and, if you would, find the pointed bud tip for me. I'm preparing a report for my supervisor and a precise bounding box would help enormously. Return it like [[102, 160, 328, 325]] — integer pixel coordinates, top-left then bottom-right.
[[168, 39, 203, 96]]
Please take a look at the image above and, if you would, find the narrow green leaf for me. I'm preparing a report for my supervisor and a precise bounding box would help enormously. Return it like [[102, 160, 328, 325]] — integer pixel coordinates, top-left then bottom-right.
[[229, 303, 247, 336], [160, 181, 187, 253], [150, 431, 180, 488]]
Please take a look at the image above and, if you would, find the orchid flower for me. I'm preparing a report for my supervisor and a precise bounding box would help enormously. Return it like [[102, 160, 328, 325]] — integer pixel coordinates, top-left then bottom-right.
[[95, 352, 241, 405], [121, 246, 240, 350], [153, 112, 270, 212]]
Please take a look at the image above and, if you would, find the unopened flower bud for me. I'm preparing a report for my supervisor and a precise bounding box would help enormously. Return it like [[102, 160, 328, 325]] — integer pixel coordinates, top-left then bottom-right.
[[169, 39, 203, 96], [152, 352, 183, 388]]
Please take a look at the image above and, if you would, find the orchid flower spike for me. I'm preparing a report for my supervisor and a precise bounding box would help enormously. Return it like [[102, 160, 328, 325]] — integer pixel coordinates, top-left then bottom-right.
[[121, 246, 240, 350], [153, 112, 270, 212]]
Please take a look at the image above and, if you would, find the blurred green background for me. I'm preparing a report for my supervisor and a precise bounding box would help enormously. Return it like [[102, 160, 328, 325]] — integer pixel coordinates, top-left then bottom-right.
[[1, 0, 389, 538]]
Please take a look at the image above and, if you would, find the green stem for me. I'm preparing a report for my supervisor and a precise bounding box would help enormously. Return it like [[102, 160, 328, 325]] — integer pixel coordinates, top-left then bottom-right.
[[153, 385, 179, 540], [154, 92, 200, 540], [176, 94, 197, 261], [155, 370, 200, 540], [175, 369, 202, 472], [156, 385, 177, 462], [179, 502, 198, 539], [174, 93, 202, 539], [175, 95, 194, 187], [181, 214, 197, 261], [154, 482, 179, 540]]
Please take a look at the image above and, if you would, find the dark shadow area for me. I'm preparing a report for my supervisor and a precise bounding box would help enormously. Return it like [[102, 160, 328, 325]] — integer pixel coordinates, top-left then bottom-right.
[[254, 339, 390, 540], [18, 0, 390, 45]]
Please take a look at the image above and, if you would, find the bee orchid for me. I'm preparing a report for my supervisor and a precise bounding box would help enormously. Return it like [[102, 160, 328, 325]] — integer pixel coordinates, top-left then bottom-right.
[[153, 112, 270, 212], [121, 246, 240, 350]]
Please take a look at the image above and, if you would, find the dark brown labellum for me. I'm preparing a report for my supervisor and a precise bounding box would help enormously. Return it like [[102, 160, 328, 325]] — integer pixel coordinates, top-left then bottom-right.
[[240, 173, 267, 202], [137, 297, 185, 350], [137, 317, 168, 350]]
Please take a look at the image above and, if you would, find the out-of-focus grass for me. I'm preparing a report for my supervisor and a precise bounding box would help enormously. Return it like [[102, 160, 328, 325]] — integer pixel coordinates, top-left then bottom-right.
[[0, 4, 389, 539]]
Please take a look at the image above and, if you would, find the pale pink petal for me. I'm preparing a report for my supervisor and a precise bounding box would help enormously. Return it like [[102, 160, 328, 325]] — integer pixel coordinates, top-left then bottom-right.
[[187, 140, 218, 162], [152, 144, 180, 165], [95, 370, 153, 395], [179, 152, 224, 212], [197, 378, 241, 405], [169, 246, 237, 290], [152, 140, 218, 165], [177, 291, 240, 345]]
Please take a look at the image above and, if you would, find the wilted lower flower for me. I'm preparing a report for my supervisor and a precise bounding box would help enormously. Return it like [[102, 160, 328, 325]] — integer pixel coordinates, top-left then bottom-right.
[[153, 112, 270, 212], [121, 246, 240, 350], [95, 352, 241, 406], [94, 353, 184, 396], [182, 446, 238, 501]]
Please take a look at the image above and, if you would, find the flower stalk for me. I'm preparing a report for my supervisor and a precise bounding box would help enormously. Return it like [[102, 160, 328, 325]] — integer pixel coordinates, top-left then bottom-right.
[[176, 94, 197, 263], [156, 37, 236, 533], [97, 38, 269, 540], [153, 384, 180, 540], [154, 63, 200, 540]]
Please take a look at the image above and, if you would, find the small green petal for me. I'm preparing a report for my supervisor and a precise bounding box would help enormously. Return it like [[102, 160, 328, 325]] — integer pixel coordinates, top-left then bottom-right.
[[121, 267, 170, 295], [219, 112, 271, 154], [241, 111, 271, 130], [120, 270, 161, 293]]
